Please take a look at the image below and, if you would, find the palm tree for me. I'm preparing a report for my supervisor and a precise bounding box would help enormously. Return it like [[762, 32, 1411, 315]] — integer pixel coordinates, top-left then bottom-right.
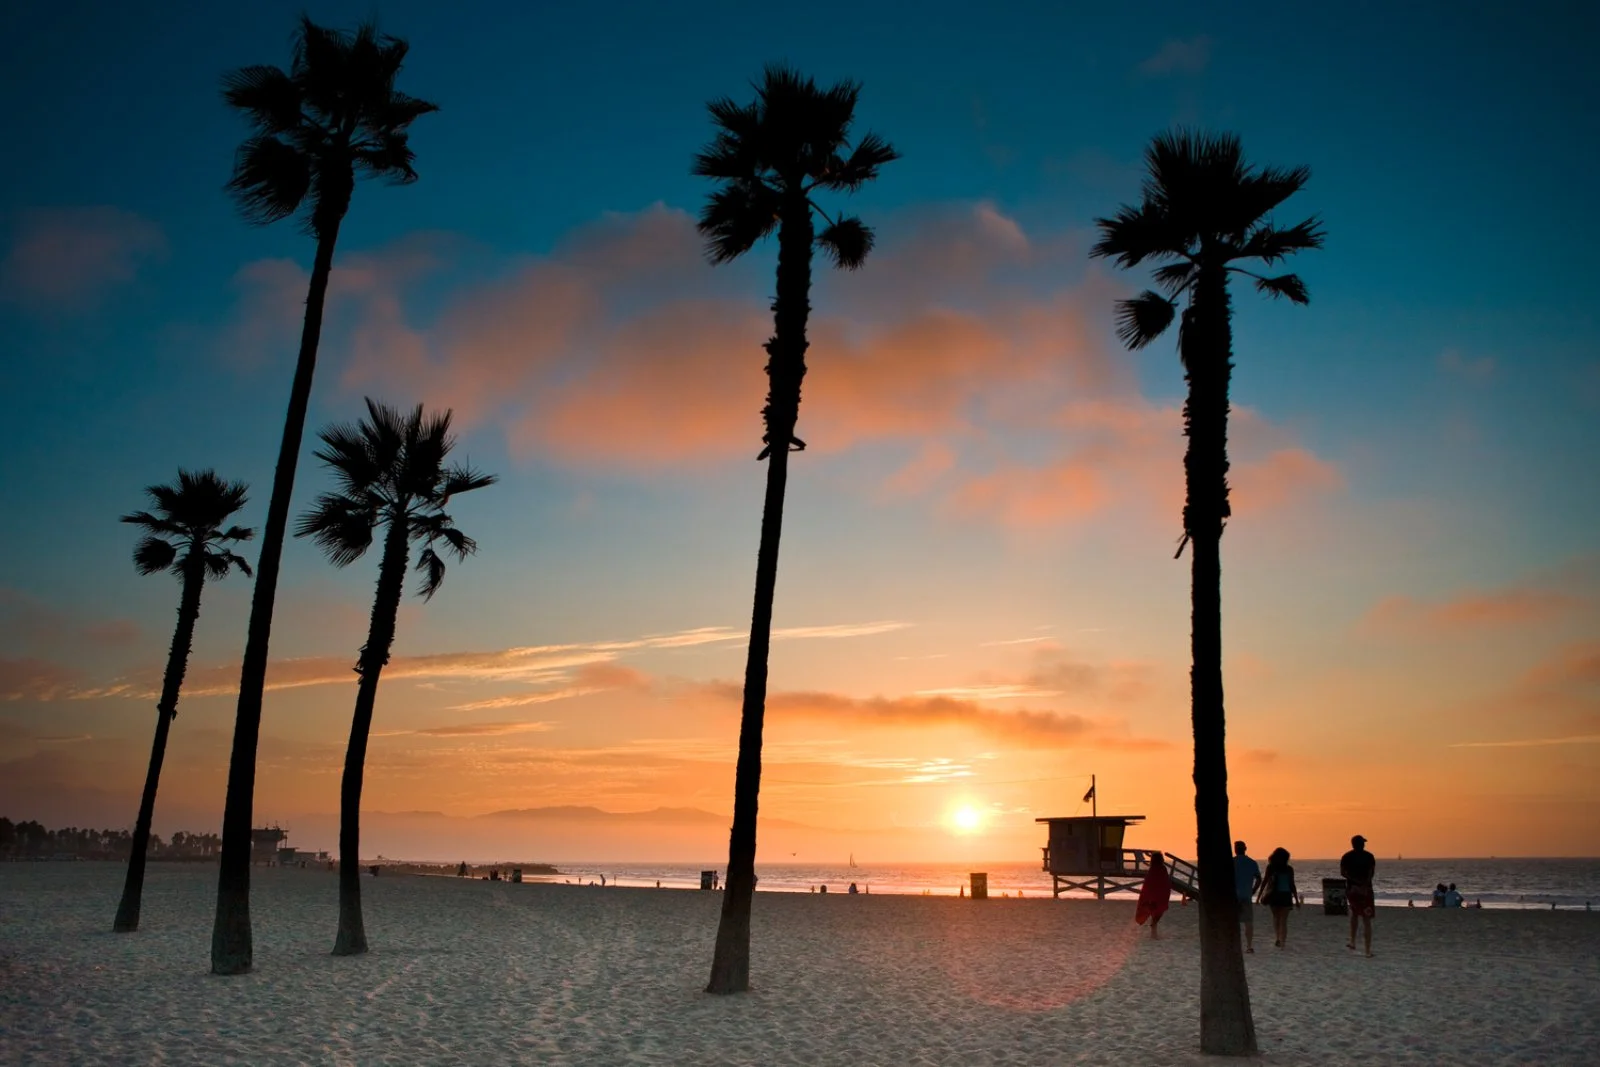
[[1091, 130, 1322, 1056], [693, 64, 898, 994], [296, 399, 495, 955], [113, 471, 253, 933], [211, 17, 437, 974]]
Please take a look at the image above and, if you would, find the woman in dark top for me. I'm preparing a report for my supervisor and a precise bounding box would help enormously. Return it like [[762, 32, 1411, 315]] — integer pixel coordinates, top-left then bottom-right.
[[1257, 847, 1302, 948]]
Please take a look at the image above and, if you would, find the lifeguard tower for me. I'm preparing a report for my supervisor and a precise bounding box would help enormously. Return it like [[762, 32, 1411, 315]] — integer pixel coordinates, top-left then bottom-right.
[[1036, 779, 1199, 900], [250, 825, 288, 866]]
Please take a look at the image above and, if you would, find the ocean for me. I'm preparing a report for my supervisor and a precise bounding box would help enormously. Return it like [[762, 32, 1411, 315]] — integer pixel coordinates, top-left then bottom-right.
[[528, 857, 1600, 910]]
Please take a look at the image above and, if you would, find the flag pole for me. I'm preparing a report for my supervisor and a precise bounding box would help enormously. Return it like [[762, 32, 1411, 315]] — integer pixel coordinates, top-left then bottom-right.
[[1091, 773, 1096, 818]]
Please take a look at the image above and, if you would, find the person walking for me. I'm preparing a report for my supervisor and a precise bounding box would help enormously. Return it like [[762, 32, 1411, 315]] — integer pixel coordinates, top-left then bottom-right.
[[1233, 840, 1263, 953], [1135, 850, 1173, 939], [1341, 834, 1377, 957], [1258, 847, 1302, 948]]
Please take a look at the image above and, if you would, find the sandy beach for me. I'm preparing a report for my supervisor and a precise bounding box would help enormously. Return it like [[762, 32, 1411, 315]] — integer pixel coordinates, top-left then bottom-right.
[[1, 864, 1595, 1066]]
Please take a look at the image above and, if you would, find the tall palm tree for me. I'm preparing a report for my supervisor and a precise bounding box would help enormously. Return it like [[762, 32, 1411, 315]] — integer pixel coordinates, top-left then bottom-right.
[[1091, 130, 1322, 1056], [297, 399, 495, 955], [693, 64, 898, 994], [113, 471, 253, 933], [211, 17, 437, 974]]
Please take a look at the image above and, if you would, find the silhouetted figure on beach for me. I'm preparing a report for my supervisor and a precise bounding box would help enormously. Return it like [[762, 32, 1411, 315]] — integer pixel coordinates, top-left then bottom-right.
[[1431, 883, 1448, 908], [1258, 848, 1302, 948], [1444, 883, 1463, 907], [848, 882, 859, 895], [1341, 835, 1376, 957], [1233, 841, 1263, 953], [1136, 851, 1173, 939]]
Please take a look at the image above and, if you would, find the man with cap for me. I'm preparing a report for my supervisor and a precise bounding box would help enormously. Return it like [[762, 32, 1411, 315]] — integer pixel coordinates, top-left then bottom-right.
[[1341, 834, 1377, 957]]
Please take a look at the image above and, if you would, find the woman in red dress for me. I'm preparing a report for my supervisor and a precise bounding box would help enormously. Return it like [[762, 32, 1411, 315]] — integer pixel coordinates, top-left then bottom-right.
[[1135, 850, 1172, 938]]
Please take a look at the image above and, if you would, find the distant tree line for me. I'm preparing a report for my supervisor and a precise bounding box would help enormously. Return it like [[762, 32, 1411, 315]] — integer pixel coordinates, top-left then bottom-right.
[[1, 818, 221, 860]]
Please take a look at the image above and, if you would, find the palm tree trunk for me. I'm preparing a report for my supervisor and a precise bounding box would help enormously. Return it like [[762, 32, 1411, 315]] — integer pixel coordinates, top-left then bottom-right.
[[114, 553, 206, 933], [707, 194, 813, 995], [333, 516, 410, 956], [1186, 263, 1256, 1056], [212, 200, 348, 975]]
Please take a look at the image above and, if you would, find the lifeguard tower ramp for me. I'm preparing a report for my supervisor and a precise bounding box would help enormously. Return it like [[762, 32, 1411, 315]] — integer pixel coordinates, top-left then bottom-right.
[[1036, 814, 1200, 900]]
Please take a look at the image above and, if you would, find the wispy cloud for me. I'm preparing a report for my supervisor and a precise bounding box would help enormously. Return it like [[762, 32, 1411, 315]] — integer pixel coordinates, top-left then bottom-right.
[[1137, 36, 1212, 77], [1438, 348, 1495, 382], [1449, 735, 1600, 749], [62, 620, 910, 703], [913, 684, 1058, 701], [377, 721, 557, 738]]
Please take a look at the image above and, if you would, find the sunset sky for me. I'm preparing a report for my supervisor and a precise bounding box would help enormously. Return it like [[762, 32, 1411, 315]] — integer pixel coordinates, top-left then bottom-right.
[[1, 1, 1596, 864]]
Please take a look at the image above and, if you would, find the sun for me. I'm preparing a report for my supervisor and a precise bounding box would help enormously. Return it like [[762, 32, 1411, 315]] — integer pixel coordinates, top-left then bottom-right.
[[951, 805, 984, 834]]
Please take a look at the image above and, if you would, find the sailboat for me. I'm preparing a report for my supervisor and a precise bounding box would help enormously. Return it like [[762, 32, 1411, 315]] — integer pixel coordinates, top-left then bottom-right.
[[848, 853, 858, 869]]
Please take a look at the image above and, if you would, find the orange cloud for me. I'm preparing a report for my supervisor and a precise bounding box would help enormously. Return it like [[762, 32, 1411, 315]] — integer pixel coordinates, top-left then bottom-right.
[[1363, 588, 1585, 635], [1, 206, 166, 306], [692, 684, 1174, 751], [231, 202, 1337, 530]]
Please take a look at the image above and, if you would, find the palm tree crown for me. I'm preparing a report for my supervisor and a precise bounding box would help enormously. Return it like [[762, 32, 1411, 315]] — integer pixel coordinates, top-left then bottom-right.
[[1090, 130, 1325, 351], [692, 63, 900, 269], [296, 399, 495, 597], [222, 16, 439, 236], [122, 470, 254, 580]]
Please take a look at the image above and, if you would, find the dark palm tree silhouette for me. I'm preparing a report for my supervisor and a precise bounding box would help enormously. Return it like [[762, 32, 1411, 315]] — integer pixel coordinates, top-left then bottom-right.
[[211, 17, 437, 974], [692, 64, 898, 995], [113, 471, 253, 934], [1091, 130, 1322, 1056], [296, 399, 494, 955]]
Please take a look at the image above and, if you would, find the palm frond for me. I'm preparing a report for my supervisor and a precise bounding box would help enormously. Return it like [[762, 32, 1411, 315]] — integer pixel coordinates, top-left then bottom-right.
[[439, 463, 497, 500], [815, 216, 875, 270], [818, 131, 900, 191], [697, 182, 781, 264], [203, 550, 247, 580], [220, 64, 302, 134], [1232, 217, 1325, 264], [1090, 202, 1193, 267], [411, 513, 478, 559], [225, 135, 312, 226], [217, 550, 254, 578], [1112, 290, 1178, 350], [415, 546, 447, 600], [219, 525, 255, 543], [295, 494, 375, 567], [132, 536, 178, 576], [120, 509, 185, 538], [1253, 273, 1310, 304], [1153, 260, 1196, 296], [354, 130, 421, 183]]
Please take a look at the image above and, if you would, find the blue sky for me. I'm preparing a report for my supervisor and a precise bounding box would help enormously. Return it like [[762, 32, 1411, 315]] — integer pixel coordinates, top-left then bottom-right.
[[1, 1, 1596, 860]]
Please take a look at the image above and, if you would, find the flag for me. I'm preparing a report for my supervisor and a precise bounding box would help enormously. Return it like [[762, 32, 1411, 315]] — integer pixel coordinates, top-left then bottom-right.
[[1082, 782, 1096, 803]]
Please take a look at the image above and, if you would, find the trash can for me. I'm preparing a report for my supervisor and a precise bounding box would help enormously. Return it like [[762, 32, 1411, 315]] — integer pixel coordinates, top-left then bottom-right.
[[700, 870, 718, 891], [970, 872, 988, 900], [1322, 877, 1348, 915]]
